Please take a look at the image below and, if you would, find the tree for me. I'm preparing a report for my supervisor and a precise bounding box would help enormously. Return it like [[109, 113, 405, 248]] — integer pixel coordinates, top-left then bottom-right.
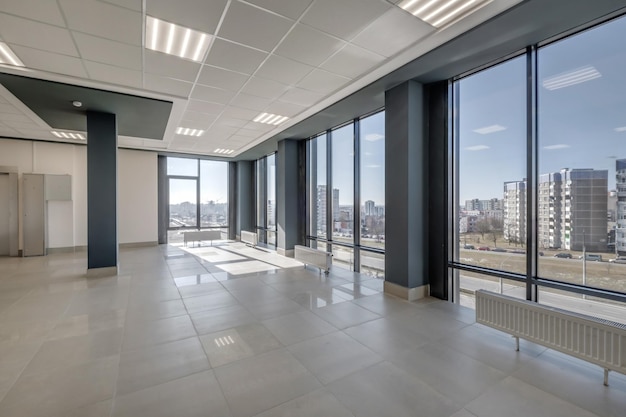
[[475, 218, 491, 239]]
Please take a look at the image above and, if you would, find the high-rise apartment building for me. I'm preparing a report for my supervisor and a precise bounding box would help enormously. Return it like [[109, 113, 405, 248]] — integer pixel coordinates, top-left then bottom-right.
[[616, 159, 626, 255], [538, 172, 562, 249], [503, 180, 526, 244], [364, 200, 376, 216]]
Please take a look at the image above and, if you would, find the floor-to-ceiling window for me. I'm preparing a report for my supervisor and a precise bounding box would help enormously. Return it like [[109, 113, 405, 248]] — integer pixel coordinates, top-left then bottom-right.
[[306, 110, 385, 277], [450, 13, 626, 319], [254, 153, 277, 248]]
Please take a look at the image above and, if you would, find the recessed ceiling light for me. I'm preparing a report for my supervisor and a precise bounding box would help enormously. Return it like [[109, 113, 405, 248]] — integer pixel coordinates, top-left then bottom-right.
[[397, 0, 492, 28], [72, 101, 82, 108], [145, 16, 211, 62], [51, 131, 86, 140], [0, 42, 24, 67], [214, 148, 234, 154], [176, 127, 204, 137], [473, 124, 506, 134], [542, 66, 601, 90], [253, 112, 289, 126]]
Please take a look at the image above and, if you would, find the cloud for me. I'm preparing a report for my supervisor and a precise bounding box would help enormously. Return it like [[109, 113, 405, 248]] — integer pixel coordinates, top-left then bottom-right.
[[465, 145, 490, 151], [365, 164, 382, 168], [615, 126, 626, 132], [365, 133, 384, 142], [472, 125, 506, 134], [543, 144, 570, 150]]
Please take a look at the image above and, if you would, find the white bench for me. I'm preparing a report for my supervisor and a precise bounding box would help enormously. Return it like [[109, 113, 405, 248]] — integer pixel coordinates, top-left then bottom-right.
[[295, 245, 332, 275], [476, 290, 626, 386], [183, 230, 223, 247]]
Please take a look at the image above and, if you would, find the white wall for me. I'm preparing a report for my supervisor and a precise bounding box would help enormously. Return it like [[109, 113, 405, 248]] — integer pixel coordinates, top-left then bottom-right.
[[0, 138, 158, 250]]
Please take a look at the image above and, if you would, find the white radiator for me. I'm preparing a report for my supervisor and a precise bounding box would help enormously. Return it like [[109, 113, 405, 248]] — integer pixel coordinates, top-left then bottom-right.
[[240, 230, 257, 247], [476, 290, 626, 385], [294, 245, 332, 274]]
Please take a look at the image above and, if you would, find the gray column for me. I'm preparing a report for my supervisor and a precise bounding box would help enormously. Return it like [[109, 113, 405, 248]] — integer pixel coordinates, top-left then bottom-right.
[[236, 160, 254, 238], [276, 139, 302, 256], [87, 111, 118, 275], [384, 81, 428, 300]]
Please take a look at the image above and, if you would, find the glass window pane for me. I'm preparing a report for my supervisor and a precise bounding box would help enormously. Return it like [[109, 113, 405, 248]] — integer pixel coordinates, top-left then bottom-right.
[[267, 154, 276, 232], [167, 157, 198, 176], [361, 250, 384, 279], [456, 56, 527, 276], [256, 159, 265, 231], [200, 160, 228, 227], [309, 134, 327, 238], [169, 178, 197, 227], [359, 111, 385, 250], [456, 270, 525, 309], [331, 124, 354, 245], [537, 16, 626, 294], [332, 245, 354, 271]]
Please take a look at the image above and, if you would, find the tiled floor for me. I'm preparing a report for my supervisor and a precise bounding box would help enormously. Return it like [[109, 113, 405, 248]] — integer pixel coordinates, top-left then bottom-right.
[[0, 243, 625, 417]]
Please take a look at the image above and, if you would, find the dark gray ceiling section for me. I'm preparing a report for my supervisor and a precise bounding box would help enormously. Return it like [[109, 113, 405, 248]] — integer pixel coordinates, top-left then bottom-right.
[[237, 0, 626, 161], [0, 73, 172, 140]]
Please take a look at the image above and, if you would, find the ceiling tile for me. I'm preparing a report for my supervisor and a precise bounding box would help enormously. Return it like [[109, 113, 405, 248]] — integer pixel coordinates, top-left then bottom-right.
[[233, 127, 261, 138], [230, 93, 272, 111], [16, 128, 54, 139], [182, 111, 218, 124], [226, 135, 254, 144], [205, 38, 268, 75], [254, 54, 314, 86], [0, 113, 31, 122], [144, 74, 193, 97], [0, 103, 23, 115], [146, 0, 227, 34], [0, 1, 66, 26], [278, 88, 323, 107], [275, 24, 344, 67], [179, 116, 217, 130], [186, 100, 225, 114], [241, 77, 290, 100], [3, 120, 41, 130], [351, 8, 434, 58], [0, 14, 78, 56], [297, 69, 350, 94], [100, 0, 142, 11], [263, 100, 307, 117], [0, 126, 19, 136], [144, 50, 202, 82], [59, 0, 141, 45], [73, 32, 142, 70], [220, 106, 259, 120], [214, 116, 248, 128], [10, 45, 88, 78], [300, 0, 390, 40], [84, 60, 142, 88], [204, 125, 238, 139], [190, 85, 235, 104], [243, 120, 276, 132], [244, 0, 313, 20], [321, 43, 385, 79], [218, 1, 293, 52], [197, 65, 249, 91]]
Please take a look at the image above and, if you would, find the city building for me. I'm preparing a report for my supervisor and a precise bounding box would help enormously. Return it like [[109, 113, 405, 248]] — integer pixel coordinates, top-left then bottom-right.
[[503, 180, 527, 245], [364, 200, 376, 216], [617, 159, 626, 255], [538, 172, 563, 249]]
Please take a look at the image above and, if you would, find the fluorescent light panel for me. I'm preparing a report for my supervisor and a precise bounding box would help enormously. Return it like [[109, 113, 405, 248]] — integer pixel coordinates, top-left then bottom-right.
[[542, 66, 601, 90], [176, 127, 204, 136], [252, 112, 289, 126], [397, 0, 492, 28], [145, 16, 210, 62], [51, 131, 85, 140], [0, 42, 24, 67], [214, 148, 234, 154]]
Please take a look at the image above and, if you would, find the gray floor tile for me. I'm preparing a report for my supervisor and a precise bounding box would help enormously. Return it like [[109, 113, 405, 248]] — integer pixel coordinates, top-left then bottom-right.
[[253, 389, 356, 417], [311, 301, 381, 329], [190, 304, 257, 335], [50, 308, 126, 340], [122, 314, 197, 351], [183, 290, 240, 314], [343, 318, 430, 358], [262, 310, 337, 346]]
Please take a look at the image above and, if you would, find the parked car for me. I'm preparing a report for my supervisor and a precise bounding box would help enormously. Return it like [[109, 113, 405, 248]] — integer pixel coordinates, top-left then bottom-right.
[[463, 244, 475, 250], [554, 253, 572, 259], [510, 250, 525, 254], [579, 254, 602, 262], [478, 246, 490, 251], [491, 248, 507, 252], [609, 256, 626, 264]]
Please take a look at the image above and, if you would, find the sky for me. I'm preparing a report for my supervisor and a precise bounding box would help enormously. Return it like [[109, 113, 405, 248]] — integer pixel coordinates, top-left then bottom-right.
[[167, 158, 228, 204], [458, 14, 626, 202]]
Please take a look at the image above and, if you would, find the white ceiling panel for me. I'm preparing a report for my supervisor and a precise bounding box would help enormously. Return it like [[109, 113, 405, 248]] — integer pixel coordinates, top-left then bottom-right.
[[100, 0, 142, 12], [0, 14, 78, 57], [300, 0, 390, 40], [0, 0, 66, 26], [204, 125, 238, 139], [144, 50, 202, 82], [182, 110, 219, 124], [0, 103, 23, 115], [297, 69, 351, 94], [233, 127, 262, 138], [351, 8, 434, 58], [278, 87, 323, 107], [254, 54, 314, 85], [144, 74, 193, 97], [205, 39, 268, 75], [321, 43, 385, 79], [15, 128, 54, 139], [0, 113, 31, 122], [0, 126, 18, 136], [245, 0, 313, 20], [146, 0, 227, 34], [214, 117, 248, 128], [241, 77, 290, 100], [220, 106, 260, 120], [84, 60, 142, 88], [10, 45, 88, 78], [179, 117, 217, 130], [190, 85, 236, 104], [59, 0, 141, 45], [186, 100, 225, 114], [225, 135, 252, 144], [230, 93, 272, 111], [197, 65, 249, 91], [3, 120, 44, 130], [73, 32, 142, 70], [217, 1, 294, 52], [275, 24, 344, 67], [263, 100, 307, 118]]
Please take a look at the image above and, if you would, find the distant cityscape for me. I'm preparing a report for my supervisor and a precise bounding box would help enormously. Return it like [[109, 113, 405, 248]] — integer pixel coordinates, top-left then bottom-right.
[[460, 159, 626, 256], [169, 201, 228, 227]]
